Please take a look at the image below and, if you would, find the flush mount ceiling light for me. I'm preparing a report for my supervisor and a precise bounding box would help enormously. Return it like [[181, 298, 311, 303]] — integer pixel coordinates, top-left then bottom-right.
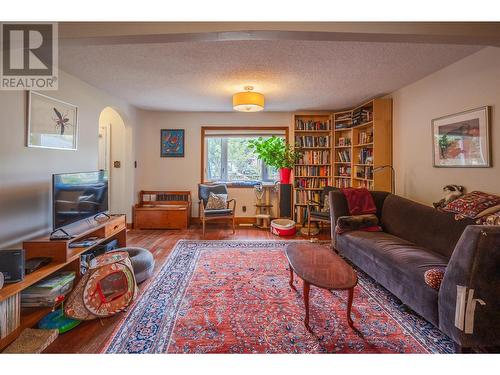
[[232, 86, 265, 112]]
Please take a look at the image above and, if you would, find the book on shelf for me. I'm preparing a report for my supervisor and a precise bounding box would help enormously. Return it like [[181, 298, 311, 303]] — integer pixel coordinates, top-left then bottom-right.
[[355, 166, 373, 180], [297, 150, 330, 164], [357, 148, 373, 164], [334, 178, 352, 188], [337, 137, 351, 147], [352, 108, 373, 125], [295, 190, 322, 205], [356, 180, 374, 190], [295, 165, 330, 176], [335, 113, 352, 122], [294, 178, 329, 189], [336, 166, 351, 177], [295, 119, 330, 131], [295, 135, 330, 148], [337, 150, 351, 163], [357, 130, 373, 145]]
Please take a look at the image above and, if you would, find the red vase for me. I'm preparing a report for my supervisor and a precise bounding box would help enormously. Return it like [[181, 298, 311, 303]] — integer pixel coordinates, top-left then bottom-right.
[[279, 168, 292, 184]]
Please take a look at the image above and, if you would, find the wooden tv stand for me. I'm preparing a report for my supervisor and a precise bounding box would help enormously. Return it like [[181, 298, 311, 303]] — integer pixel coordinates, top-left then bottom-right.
[[0, 214, 127, 352]]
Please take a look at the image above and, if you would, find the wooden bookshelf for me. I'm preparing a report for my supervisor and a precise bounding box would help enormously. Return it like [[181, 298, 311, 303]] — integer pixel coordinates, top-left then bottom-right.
[[292, 113, 333, 225], [333, 98, 392, 191]]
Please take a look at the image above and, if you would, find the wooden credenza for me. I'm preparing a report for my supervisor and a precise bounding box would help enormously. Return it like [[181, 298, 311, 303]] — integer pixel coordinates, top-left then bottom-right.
[[133, 191, 191, 230]]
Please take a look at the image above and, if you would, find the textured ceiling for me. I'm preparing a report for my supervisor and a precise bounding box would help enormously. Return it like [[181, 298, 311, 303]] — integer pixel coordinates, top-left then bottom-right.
[[59, 40, 481, 111]]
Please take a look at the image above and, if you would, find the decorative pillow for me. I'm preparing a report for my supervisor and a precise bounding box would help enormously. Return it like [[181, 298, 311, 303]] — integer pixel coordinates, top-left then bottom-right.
[[476, 211, 500, 226], [424, 267, 446, 290], [206, 193, 228, 210], [442, 191, 500, 220], [321, 195, 330, 213], [336, 214, 382, 234]]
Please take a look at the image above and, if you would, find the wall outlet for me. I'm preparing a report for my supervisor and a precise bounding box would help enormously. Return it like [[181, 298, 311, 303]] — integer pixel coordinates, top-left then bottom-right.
[[242, 205, 246, 212]]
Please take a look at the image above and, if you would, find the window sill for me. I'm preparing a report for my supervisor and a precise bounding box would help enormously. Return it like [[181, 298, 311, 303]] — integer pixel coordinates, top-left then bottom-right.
[[205, 181, 277, 188]]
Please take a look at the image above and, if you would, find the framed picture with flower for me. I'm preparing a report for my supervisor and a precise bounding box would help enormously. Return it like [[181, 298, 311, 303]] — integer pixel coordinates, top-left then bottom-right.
[[160, 129, 185, 157], [432, 106, 491, 168]]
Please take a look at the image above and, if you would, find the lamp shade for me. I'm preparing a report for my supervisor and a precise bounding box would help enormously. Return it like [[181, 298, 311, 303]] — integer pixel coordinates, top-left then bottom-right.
[[233, 91, 265, 112]]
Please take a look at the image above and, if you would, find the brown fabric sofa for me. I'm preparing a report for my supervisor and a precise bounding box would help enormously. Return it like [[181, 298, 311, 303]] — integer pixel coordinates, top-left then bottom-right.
[[329, 190, 500, 352]]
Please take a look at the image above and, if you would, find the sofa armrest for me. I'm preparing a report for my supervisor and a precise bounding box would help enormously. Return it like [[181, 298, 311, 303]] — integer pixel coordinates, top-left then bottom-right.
[[438, 225, 500, 348], [329, 190, 350, 246]]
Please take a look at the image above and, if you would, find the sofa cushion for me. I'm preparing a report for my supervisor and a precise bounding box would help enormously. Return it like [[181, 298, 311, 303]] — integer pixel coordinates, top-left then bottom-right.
[[380, 194, 474, 258], [337, 230, 448, 326]]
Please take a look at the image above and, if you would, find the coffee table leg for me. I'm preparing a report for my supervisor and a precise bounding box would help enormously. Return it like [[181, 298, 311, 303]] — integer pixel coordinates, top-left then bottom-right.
[[347, 287, 354, 328], [288, 263, 296, 290], [303, 280, 311, 328]]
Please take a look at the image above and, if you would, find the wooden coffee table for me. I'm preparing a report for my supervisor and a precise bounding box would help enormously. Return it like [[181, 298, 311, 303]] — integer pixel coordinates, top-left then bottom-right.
[[285, 242, 358, 329]]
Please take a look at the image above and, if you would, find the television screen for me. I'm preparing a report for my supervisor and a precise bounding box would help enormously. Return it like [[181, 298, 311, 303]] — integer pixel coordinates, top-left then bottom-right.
[[53, 171, 109, 230]]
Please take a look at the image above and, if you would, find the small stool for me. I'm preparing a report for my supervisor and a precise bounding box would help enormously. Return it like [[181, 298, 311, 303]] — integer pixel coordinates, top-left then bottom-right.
[[120, 247, 155, 284]]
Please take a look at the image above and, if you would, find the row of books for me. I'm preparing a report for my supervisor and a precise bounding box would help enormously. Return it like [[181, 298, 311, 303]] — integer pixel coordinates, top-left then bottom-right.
[[335, 122, 352, 130], [357, 130, 373, 145], [357, 148, 373, 164], [297, 150, 330, 164], [334, 178, 352, 188], [21, 271, 76, 307], [355, 166, 373, 180], [336, 137, 351, 146], [0, 294, 20, 338], [295, 190, 322, 205], [355, 180, 374, 190], [352, 108, 373, 125], [295, 178, 330, 189], [337, 150, 351, 163], [336, 166, 351, 177], [335, 113, 352, 122], [295, 119, 330, 131], [295, 165, 330, 176], [295, 135, 330, 148]]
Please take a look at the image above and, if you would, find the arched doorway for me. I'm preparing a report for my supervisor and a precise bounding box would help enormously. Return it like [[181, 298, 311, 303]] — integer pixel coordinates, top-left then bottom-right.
[[98, 107, 127, 216]]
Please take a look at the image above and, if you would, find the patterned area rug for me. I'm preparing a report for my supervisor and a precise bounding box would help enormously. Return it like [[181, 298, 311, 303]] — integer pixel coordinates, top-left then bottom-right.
[[103, 240, 454, 354]]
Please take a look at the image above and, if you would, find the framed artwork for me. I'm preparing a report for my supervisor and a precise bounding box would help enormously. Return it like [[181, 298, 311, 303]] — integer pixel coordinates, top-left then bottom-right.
[[161, 129, 185, 157], [27, 91, 78, 150], [432, 106, 490, 168]]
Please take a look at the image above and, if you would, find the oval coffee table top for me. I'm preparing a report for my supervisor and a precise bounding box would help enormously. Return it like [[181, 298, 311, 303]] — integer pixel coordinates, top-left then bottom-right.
[[285, 242, 358, 290]]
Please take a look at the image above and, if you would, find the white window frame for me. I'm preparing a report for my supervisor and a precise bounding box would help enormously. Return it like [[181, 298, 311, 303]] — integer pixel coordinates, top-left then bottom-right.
[[202, 127, 288, 185]]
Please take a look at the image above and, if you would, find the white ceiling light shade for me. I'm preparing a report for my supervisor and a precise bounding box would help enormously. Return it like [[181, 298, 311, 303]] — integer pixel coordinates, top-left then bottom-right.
[[233, 86, 265, 112]]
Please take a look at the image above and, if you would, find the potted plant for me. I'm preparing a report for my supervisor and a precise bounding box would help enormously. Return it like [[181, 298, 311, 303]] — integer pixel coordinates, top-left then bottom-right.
[[247, 136, 301, 184]]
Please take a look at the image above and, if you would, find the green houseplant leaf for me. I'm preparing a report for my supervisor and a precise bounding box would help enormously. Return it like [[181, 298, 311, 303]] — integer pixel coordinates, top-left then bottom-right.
[[247, 136, 301, 169]]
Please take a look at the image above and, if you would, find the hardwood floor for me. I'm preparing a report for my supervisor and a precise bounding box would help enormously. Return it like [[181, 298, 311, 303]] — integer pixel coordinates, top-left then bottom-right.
[[43, 223, 331, 353]]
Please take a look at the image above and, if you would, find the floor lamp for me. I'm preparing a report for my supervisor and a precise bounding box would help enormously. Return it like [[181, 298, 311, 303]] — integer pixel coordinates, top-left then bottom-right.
[[373, 165, 395, 194]]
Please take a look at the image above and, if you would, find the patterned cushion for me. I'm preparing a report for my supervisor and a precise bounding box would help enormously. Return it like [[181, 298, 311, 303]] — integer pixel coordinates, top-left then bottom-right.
[[442, 191, 500, 220], [476, 211, 500, 226], [424, 267, 446, 290], [206, 193, 227, 210]]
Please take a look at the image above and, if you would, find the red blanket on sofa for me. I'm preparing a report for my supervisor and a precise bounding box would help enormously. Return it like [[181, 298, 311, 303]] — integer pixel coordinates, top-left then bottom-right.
[[341, 188, 377, 215]]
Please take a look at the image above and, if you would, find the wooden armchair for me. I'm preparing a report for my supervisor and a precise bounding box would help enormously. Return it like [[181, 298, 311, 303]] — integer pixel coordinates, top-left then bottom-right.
[[198, 184, 236, 236], [306, 186, 338, 235]]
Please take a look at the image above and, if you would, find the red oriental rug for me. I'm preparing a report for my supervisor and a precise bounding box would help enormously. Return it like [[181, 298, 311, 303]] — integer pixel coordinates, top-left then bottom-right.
[[103, 240, 453, 354]]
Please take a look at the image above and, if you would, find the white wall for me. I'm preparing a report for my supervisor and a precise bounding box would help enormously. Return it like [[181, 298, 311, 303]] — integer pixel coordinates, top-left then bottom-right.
[[135, 110, 292, 217], [0, 70, 137, 248], [392, 47, 500, 206]]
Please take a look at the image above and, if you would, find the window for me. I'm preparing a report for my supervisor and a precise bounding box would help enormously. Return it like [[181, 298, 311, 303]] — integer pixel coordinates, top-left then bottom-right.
[[203, 128, 287, 185]]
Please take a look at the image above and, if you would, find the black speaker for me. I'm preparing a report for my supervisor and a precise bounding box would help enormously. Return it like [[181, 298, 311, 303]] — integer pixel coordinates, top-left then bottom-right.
[[0, 249, 25, 283], [278, 184, 293, 219]]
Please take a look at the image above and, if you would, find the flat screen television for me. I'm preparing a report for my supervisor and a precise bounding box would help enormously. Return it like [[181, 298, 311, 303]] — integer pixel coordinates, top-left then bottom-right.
[[52, 170, 109, 230]]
